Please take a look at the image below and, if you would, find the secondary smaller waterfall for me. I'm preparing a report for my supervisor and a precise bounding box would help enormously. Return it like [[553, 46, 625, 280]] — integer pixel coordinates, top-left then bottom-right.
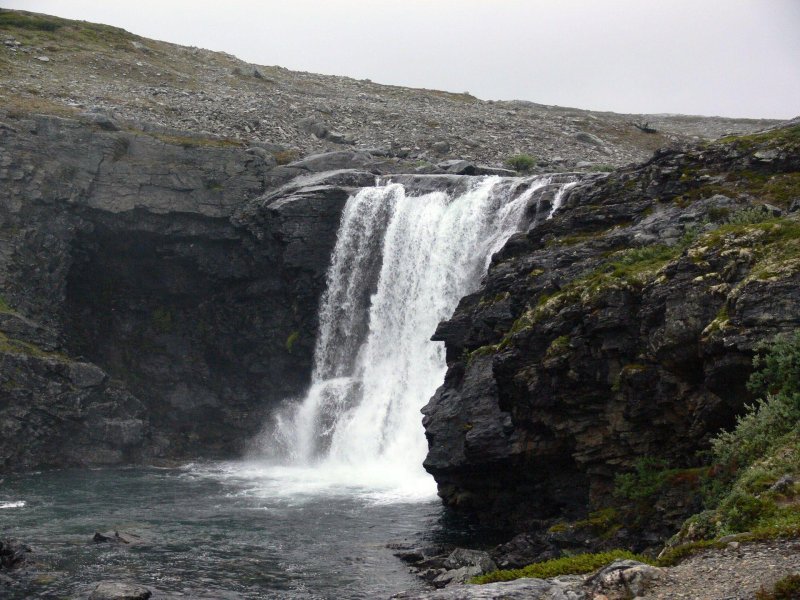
[[252, 174, 576, 497]]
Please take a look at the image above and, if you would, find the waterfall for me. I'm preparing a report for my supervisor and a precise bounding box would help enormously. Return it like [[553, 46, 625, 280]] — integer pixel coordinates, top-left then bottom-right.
[[251, 175, 574, 498]]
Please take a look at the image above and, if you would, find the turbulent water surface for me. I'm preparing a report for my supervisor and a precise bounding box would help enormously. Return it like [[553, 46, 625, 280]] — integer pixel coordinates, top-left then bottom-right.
[[0, 465, 494, 599]]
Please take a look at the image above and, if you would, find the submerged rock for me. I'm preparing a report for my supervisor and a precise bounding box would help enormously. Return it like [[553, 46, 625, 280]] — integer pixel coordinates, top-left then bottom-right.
[[0, 539, 31, 570], [88, 582, 152, 600]]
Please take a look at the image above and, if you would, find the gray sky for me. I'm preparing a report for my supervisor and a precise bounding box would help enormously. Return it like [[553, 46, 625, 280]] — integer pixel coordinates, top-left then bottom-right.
[[3, 0, 799, 119]]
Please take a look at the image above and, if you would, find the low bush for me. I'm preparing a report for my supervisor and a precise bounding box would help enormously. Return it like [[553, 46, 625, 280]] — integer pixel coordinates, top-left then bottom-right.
[[505, 154, 537, 173], [756, 574, 800, 600]]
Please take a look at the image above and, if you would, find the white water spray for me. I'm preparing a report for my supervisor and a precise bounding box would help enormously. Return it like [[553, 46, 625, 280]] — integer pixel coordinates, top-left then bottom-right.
[[251, 175, 573, 499]]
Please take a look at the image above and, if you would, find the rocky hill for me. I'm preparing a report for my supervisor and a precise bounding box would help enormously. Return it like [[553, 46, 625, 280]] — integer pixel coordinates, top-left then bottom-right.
[[0, 9, 779, 173]]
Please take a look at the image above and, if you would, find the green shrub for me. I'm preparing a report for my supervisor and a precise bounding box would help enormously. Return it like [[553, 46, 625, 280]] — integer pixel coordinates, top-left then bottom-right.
[[717, 490, 776, 532], [505, 154, 537, 173], [471, 550, 652, 584], [749, 331, 800, 400], [614, 457, 671, 501], [756, 574, 800, 600], [725, 206, 774, 226], [712, 331, 800, 471]]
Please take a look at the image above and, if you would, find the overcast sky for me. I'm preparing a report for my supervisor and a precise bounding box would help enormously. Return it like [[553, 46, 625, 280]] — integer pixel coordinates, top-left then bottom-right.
[[3, 0, 799, 119]]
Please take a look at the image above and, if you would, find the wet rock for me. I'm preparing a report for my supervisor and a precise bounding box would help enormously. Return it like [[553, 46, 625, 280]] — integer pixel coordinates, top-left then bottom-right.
[[492, 532, 560, 569], [88, 582, 152, 600], [474, 165, 517, 177], [0, 539, 31, 570], [444, 548, 497, 572], [92, 531, 143, 545]]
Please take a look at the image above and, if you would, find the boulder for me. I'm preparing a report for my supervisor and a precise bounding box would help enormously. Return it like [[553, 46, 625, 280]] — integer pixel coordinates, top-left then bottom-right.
[[585, 559, 666, 599], [296, 117, 329, 139], [574, 131, 604, 146], [437, 159, 477, 175]]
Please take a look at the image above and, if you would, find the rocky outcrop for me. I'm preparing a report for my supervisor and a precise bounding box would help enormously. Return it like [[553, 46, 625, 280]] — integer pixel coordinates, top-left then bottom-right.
[[422, 123, 800, 533], [0, 113, 373, 468]]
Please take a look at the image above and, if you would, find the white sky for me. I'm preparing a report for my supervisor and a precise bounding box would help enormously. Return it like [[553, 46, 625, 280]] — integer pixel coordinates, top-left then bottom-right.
[[3, 0, 799, 119]]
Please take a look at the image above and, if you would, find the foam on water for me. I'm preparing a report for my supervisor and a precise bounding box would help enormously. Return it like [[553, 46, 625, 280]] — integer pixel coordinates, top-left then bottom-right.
[[249, 175, 575, 498], [0, 501, 25, 509]]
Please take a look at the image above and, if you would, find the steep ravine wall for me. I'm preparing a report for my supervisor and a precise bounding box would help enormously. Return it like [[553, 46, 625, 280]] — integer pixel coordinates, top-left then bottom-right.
[[0, 113, 372, 469], [422, 122, 800, 535]]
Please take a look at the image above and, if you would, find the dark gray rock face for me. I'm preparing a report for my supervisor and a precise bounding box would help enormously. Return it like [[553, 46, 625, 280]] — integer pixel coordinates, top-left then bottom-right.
[[423, 124, 800, 533], [0, 114, 367, 468]]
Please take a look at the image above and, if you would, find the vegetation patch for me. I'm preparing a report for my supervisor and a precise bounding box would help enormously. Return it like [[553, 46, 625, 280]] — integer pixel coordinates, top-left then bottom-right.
[[0, 331, 65, 361], [718, 124, 800, 153], [697, 217, 800, 282], [151, 307, 174, 334], [0, 10, 62, 32], [615, 457, 707, 503], [273, 149, 299, 165], [505, 154, 537, 173], [756, 574, 800, 600], [548, 507, 621, 539], [544, 335, 570, 359], [667, 331, 800, 547], [146, 131, 244, 149], [285, 331, 299, 353], [471, 549, 652, 584]]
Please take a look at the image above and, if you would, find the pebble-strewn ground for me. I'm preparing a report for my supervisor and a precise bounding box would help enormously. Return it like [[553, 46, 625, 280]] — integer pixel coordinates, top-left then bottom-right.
[[0, 10, 781, 170], [645, 540, 800, 600]]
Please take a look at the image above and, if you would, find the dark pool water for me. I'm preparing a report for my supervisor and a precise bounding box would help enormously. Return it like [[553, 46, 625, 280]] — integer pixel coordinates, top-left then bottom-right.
[[0, 463, 486, 599]]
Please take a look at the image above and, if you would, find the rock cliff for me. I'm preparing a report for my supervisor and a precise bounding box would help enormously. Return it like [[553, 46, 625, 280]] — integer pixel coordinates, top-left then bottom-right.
[[422, 122, 800, 534], [0, 113, 374, 469]]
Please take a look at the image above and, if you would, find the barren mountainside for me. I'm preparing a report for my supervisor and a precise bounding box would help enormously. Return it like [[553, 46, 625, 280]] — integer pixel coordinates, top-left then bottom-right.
[[0, 9, 780, 171]]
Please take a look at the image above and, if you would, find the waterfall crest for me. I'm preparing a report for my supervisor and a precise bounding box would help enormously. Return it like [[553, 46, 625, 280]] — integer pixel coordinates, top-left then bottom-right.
[[252, 175, 574, 497]]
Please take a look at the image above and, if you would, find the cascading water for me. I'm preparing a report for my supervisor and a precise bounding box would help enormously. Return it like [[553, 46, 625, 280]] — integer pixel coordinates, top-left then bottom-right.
[[250, 174, 575, 499]]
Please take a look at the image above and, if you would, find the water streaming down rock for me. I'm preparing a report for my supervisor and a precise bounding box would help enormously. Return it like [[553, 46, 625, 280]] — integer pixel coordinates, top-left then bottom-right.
[[256, 175, 577, 493]]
